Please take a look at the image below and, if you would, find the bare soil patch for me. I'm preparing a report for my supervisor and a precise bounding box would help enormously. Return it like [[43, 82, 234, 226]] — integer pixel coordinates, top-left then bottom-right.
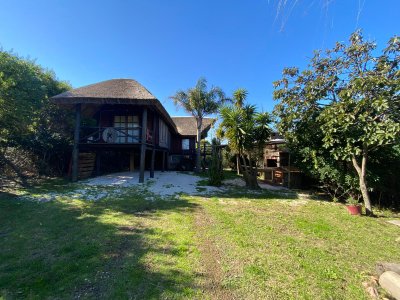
[[194, 206, 237, 300]]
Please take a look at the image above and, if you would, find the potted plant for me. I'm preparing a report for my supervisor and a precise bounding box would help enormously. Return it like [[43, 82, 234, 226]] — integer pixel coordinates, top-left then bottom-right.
[[346, 196, 362, 215]]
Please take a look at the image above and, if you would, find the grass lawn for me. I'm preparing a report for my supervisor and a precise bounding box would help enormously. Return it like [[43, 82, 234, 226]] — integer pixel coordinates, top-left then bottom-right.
[[1, 177, 399, 299]]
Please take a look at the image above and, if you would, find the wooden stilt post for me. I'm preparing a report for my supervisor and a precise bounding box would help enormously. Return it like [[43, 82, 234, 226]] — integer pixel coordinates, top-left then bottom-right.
[[162, 151, 166, 172], [150, 149, 155, 178], [202, 141, 206, 171], [72, 103, 81, 182], [150, 115, 156, 178], [139, 108, 147, 183], [130, 151, 135, 171]]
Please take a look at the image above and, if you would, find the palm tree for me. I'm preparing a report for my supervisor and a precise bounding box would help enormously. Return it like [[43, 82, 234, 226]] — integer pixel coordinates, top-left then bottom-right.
[[232, 88, 248, 174], [220, 104, 271, 189], [170, 77, 226, 172], [233, 88, 248, 108]]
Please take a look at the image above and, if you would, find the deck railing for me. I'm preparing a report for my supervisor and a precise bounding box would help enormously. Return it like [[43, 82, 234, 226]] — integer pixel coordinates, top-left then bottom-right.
[[79, 127, 153, 144]]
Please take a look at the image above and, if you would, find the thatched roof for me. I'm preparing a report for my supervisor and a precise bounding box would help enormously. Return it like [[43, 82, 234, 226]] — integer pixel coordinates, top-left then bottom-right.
[[51, 79, 177, 133], [172, 117, 215, 137], [52, 79, 156, 102], [51, 79, 216, 138]]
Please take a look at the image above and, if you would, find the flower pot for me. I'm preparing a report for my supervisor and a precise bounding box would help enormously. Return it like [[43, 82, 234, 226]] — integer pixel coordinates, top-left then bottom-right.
[[346, 205, 362, 215]]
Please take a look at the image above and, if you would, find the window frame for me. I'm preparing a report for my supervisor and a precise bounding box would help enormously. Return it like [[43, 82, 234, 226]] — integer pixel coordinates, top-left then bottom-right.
[[182, 138, 190, 150]]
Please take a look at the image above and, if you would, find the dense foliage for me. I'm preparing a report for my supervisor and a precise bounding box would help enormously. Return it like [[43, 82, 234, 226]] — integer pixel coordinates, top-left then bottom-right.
[[220, 102, 272, 189], [273, 31, 400, 213], [208, 138, 224, 186], [0, 50, 72, 178], [170, 77, 226, 172]]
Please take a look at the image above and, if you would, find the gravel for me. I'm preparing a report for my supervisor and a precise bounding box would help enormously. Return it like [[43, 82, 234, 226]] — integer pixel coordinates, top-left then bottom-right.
[[18, 171, 291, 203], [83, 171, 222, 196]]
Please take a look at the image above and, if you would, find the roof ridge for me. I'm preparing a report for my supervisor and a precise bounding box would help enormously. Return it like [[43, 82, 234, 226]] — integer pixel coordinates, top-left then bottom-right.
[[50, 78, 179, 133], [171, 116, 215, 118]]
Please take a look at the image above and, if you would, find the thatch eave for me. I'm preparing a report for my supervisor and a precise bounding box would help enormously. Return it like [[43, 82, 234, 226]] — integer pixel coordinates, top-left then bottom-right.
[[50, 79, 178, 134]]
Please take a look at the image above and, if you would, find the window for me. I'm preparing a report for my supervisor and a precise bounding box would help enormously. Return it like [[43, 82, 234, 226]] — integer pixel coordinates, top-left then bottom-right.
[[114, 115, 140, 143], [158, 119, 170, 148], [266, 159, 277, 167], [182, 138, 190, 150]]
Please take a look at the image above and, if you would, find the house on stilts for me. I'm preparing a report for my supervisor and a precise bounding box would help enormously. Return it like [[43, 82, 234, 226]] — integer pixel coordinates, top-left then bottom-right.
[[51, 79, 214, 182]]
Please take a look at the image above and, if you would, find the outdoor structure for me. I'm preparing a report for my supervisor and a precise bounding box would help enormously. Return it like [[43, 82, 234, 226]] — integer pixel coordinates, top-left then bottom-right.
[[51, 79, 214, 182], [262, 132, 302, 188]]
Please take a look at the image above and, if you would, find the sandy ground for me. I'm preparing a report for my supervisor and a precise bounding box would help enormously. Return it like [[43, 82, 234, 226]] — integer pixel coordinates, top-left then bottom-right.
[[18, 171, 290, 202], [84, 171, 222, 196]]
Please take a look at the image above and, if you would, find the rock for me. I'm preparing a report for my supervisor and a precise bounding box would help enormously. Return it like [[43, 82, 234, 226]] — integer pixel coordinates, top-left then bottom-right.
[[387, 220, 400, 227], [379, 271, 400, 300], [377, 263, 400, 277]]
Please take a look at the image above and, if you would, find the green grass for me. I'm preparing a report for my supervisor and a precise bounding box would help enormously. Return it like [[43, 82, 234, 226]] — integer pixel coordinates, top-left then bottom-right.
[[0, 188, 203, 299], [1, 180, 399, 299]]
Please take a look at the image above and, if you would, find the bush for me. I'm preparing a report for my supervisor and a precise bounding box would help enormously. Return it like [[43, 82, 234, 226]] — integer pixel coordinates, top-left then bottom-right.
[[208, 140, 224, 186], [0, 50, 72, 181]]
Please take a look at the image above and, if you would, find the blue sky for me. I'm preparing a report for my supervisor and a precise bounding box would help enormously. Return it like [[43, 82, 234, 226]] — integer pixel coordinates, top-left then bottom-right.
[[1, 0, 399, 119]]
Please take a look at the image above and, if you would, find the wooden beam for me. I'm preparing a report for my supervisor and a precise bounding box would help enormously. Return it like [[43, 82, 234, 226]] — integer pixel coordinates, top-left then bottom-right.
[[162, 151, 165, 172], [150, 115, 156, 178], [72, 103, 81, 182], [150, 148, 155, 178], [139, 108, 147, 183], [130, 151, 135, 171]]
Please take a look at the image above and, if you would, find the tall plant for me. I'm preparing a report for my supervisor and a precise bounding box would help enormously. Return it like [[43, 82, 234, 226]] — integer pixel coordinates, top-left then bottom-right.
[[208, 138, 224, 186], [232, 88, 248, 174], [170, 78, 226, 172], [220, 104, 272, 189]]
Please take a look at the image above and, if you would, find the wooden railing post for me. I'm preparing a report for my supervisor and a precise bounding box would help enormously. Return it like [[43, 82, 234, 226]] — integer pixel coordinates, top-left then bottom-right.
[[72, 103, 81, 182]]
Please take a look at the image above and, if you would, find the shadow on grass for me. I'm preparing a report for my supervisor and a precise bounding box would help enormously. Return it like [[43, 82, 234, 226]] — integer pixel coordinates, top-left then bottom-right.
[[208, 186, 302, 201], [0, 191, 202, 299]]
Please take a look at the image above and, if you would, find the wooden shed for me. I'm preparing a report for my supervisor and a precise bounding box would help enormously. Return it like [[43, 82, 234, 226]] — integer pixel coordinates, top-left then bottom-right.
[[263, 133, 303, 188]]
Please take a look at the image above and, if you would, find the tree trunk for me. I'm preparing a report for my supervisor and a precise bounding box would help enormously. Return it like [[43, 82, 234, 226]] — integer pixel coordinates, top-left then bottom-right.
[[195, 118, 202, 173], [240, 152, 259, 189], [351, 152, 373, 216], [236, 154, 240, 175], [240, 153, 249, 183], [71, 103, 81, 182], [248, 156, 260, 189]]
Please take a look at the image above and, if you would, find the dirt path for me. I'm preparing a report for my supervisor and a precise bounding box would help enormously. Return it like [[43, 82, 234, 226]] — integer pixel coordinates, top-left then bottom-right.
[[194, 206, 237, 300]]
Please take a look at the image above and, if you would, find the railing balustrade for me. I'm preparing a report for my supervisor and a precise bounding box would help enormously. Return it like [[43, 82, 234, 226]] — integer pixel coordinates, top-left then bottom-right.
[[79, 127, 153, 144]]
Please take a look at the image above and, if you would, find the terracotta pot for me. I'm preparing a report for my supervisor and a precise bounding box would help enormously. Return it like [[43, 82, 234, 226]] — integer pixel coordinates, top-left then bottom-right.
[[346, 205, 362, 215]]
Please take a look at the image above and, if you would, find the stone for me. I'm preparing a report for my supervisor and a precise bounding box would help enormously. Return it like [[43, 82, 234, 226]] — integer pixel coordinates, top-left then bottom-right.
[[377, 263, 400, 277], [379, 271, 400, 300]]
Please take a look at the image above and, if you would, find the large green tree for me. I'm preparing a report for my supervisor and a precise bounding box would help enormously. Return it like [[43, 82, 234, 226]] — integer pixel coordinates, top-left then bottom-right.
[[273, 31, 400, 215], [0, 50, 72, 175], [220, 103, 272, 189], [170, 77, 226, 172]]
